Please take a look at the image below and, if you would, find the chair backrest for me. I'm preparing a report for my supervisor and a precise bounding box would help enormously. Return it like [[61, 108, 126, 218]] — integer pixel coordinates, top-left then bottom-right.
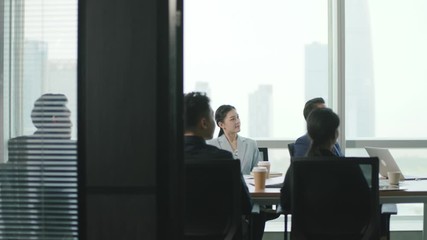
[[1, 136, 78, 239], [184, 159, 242, 240], [287, 143, 295, 157], [290, 157, 380, 240], [258, 147, 269, 162]]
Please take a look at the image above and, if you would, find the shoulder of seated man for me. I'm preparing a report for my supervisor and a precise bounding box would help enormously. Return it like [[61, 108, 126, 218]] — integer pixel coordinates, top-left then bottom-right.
[[208, 145, 234, 159]]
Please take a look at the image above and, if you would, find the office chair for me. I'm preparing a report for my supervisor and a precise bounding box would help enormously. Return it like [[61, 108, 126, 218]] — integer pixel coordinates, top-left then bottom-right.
[[287, 143, 295, 157], [289, 157, 380, 240], [1, 137, 78, 239], [258, 147, 269, 162], [256, 147, 281, 224], [282, 143, 296, 239], [285, 144, 396, 240], [184, 159, 242, 240]]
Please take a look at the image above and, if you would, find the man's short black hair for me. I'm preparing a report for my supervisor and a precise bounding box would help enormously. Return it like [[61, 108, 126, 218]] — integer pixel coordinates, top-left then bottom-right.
[[184, 92, 211, 131], [303, 97, 325, 120]]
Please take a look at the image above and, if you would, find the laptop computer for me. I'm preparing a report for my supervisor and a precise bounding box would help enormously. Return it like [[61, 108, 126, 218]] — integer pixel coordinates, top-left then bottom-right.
[[365, 147, 425, 180]]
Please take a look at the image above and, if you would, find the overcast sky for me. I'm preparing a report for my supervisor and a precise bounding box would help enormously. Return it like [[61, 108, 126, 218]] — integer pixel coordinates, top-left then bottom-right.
[[20, 0, 427, 139], [184, 0, 427, 139]]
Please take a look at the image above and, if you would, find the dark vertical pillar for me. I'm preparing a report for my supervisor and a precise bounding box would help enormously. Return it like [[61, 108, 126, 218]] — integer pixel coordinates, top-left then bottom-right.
[[156, 0, 184, 239], [78, 0, 183, 239]]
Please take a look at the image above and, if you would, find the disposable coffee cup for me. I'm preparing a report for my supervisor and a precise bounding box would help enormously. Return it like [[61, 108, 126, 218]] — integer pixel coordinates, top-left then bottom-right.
[[252, 167, 268, 191], [387, 171, 401, 185], [257, 161, 271, 179]]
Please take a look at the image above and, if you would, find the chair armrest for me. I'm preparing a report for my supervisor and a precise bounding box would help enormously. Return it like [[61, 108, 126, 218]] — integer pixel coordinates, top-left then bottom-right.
[[251, 204, 260, 214], [381, 203, 398, 215], [276, 204, 284, 214], [379, 204, 397, 239], [275, 204, 291, 215]]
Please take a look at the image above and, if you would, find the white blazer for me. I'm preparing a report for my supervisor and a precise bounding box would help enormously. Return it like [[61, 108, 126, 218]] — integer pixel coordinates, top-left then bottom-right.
[[207, 134, 261, 175]]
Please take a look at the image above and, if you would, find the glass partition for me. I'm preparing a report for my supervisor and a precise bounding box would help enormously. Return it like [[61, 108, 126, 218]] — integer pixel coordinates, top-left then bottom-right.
[[0, 0, 78, 238]]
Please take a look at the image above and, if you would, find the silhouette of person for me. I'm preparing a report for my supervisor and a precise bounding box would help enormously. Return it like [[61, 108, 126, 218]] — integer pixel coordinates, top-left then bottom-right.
[[1, 93, 77, 239]]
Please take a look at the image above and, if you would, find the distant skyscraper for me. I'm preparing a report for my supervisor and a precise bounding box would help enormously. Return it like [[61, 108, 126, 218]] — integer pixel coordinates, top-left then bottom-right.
[[249, 85, 272, 138], [305, 42, 328, 101], [22, 40, 48, 134], [195, 81, 211, 98], [345, 0, 375, 137], [47, 60, 78, 139], [305, 8, 375, 138]]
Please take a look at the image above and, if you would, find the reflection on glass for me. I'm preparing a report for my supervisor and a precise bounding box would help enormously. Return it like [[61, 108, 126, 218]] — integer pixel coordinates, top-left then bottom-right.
[[1, 0, 78, 238], [2, 94, 77, 238]]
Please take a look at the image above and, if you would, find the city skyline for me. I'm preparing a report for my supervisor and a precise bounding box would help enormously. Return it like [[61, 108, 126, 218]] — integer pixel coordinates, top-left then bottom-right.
[[248, 85, 272, 138], [19, 40, 78, 139], [184, 0, 427, 139]]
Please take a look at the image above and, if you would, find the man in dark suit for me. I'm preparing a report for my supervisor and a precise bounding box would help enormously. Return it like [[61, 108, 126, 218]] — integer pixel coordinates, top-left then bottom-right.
[[184, 92, 267, 240], [294, 97, 343, 157], [184, 92, 237, 162]]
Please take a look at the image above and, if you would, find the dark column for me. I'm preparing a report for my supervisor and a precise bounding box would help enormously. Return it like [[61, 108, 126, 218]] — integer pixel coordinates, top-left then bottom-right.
[[78, 0, 183, 239]]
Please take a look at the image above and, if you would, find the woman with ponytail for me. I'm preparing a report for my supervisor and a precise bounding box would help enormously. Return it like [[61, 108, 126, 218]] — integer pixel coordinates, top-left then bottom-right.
[[306, 107, 340, 157], [207, 105, 261, 175], [281, 107, 341, 212]]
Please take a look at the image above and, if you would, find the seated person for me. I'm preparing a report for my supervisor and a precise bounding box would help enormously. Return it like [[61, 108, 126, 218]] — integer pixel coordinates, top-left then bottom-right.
[[3, 93, 77, 239], [282, 108, 390, 239], [207, 104, 261, 175], [281, 107, 342, 211], [294, 97, 342, 157], [208, 104, 279, 223], [183, 92, 265, 240]]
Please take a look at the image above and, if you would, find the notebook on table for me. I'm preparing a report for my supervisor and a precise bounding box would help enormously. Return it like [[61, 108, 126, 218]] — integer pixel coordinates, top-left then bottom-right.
[[378, 179, 406, 191], [365, 147, 427, 181]]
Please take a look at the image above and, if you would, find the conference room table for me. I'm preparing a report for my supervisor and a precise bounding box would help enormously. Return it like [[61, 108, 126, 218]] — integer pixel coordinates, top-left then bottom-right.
[[246, 176, 427, 240]]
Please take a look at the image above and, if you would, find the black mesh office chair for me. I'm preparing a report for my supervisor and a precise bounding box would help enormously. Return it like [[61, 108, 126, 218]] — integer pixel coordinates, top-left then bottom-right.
[[290, 157, 380, 240], [258, 147, 269, 162], [285, 143, 396, 240], [282, 143, 296, 240], [256, 147, 281, 223], [184, 159, 242, 240], [287, 143, 295, 157]]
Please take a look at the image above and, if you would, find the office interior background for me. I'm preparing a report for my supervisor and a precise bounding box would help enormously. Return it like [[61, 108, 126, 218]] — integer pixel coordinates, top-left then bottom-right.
[[1, 0, 427, 239], [184, 0, 427, 234], [1, 0, 178, 239]]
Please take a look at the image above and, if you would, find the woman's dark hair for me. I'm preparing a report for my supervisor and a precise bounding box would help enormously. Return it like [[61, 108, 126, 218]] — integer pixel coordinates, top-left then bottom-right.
[[215, 105, 235, 137], [306, 108, 340, 156]]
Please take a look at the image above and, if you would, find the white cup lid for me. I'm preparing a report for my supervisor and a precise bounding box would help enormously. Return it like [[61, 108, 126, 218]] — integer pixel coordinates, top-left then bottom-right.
[[252, 166, 268, 172], [257, 161, 270, 166]]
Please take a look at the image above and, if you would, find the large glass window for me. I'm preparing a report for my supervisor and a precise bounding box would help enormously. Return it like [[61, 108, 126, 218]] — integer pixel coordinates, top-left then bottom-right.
[[1, 0, 78, 238], [184, 0, 329, 139], [345, 0, 427, 139], [185, 0, 427, 232], [345, 0, 427, 222]]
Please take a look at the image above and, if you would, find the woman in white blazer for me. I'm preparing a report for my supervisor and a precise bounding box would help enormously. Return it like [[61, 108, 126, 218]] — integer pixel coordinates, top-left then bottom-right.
[[208, 105, 279, 240], [207, 105, 262, 175]]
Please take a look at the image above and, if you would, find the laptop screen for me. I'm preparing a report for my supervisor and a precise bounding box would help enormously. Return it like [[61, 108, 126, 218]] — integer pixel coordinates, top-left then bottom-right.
[[365, 147, 405, 180]]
